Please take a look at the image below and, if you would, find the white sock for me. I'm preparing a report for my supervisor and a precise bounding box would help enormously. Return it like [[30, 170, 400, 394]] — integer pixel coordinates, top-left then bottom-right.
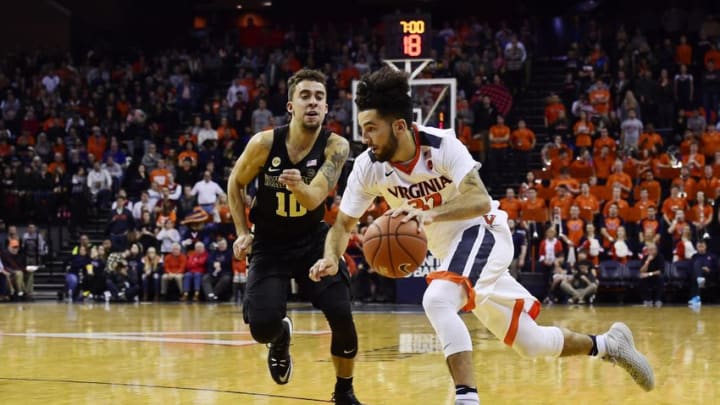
[[595, 334, 607, 357], [456, 385, 480, 405]]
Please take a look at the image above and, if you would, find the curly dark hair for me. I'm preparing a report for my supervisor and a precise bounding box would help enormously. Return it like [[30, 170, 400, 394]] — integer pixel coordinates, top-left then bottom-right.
[[287, 68, 327, 99], [355, 66, 413, 125]]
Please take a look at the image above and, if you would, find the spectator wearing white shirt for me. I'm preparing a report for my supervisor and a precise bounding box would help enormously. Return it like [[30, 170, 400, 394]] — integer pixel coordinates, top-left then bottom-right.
[[620, 108, 643, 152], [156, 220, 181, 254], [251, 99, 273, 133], [41, 70, 60, 93], [133, 191, 157, 220], [87, 161, 113, 209], [226, 77, 249, 107], [191, 171, 225, 214], [147, 182, 163, 208], [197, 120, 218, 147], [102, 155, 124, 190]]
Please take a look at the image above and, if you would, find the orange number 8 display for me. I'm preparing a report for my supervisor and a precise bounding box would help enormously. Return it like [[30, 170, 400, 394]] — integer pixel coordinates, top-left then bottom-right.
[[403, 34, 422, 57]]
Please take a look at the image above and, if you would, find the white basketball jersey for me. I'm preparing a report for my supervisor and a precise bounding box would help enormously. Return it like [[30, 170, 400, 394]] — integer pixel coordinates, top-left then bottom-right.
[[341, 124, 485, 259]]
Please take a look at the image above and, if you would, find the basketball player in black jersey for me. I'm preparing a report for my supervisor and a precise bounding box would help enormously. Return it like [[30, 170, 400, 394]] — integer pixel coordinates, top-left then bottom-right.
[[227, 69, 362, 404]]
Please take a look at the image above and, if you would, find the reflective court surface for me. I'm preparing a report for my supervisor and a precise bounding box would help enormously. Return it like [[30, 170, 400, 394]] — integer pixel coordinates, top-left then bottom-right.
[[0, 302, 717, 405]]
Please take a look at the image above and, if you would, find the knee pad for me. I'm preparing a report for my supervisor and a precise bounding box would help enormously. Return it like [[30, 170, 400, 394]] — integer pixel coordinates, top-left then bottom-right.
[[325, 310, 358, 359], [248, 319, 284, 344], [422, 280, 472, 357]]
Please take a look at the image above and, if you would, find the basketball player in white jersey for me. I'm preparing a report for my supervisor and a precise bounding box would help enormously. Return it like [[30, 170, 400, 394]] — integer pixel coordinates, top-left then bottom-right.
[[309, 67, 654, 404]]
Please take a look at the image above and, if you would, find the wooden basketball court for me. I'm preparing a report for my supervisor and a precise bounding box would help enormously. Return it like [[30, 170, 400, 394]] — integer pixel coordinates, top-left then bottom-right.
[[0, 302, 716, 404]]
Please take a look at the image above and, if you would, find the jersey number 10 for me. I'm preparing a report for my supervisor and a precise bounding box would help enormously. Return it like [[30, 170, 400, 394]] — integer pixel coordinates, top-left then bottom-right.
[[275, 192, 307, 217]]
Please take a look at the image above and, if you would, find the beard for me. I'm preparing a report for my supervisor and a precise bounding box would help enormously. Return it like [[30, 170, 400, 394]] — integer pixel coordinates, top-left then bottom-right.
[[301, 120, 322, 131], [372, 131, 399, 162]]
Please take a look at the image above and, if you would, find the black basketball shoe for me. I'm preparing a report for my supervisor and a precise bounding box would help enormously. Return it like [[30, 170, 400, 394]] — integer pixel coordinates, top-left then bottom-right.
[[332, 388, 363, 405], [267, 316, 293, 384]]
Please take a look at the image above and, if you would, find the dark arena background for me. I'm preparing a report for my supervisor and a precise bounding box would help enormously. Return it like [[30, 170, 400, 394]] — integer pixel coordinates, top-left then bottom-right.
[[0, 0, 719, 404]]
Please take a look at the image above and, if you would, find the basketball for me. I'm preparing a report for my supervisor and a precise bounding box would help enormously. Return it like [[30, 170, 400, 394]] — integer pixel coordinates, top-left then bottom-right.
[[362, 214, 428, 278]]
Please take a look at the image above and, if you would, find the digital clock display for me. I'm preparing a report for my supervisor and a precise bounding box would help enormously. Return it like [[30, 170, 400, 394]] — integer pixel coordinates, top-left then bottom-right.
[[384, 14, 431, 59]]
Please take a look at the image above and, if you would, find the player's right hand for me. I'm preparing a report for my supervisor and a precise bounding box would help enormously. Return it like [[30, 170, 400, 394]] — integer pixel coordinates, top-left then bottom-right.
[[309, 257, 338, 282], [233, 233, 253, 260]]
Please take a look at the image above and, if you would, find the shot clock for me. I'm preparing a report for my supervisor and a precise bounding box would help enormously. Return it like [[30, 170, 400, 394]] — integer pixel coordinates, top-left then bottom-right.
[[384, 14, 431, 59]]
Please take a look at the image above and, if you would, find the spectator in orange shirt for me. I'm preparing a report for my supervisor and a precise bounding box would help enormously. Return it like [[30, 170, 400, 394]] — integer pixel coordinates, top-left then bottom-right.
[[689, 191, 714, 237], [216, 117, 239, 144], [682, 141, 706, 178], [549, 148, 572, 178], [593, 145, 614, 183], [511, 119, 536, 177], [638, 123, 663, 152], [602, 185, 630, 218], [549, 167, 580, 194], [458, 118, 483, 161], [177, 141, 198, 167], [588, 78, 611, 118], [561, 205, 586, 248], [47, 152, 66, 175], [116, 93, 130, 118], [87, 126, 107, 162], [543, 134, 574, 162], [704, 44, 720, 69], [499, 188, 522, 220], [573, 111, 594, 149], [675, 34, 692, 66], [600, 203, 624, 249], [549, 185, 574, 220], [592, 127, 616, 155], [520, 188, 548, 224], [639, 205, 661, 244], [701, 126, 720, 157], [714, 151, 720, 177], [568, 149, 594, 182], [671, 167, 698, 202], [634, 188, 655, 220], [488, 115, 510, 186], [161, 242, 187, 300], [697, 165, 720, 199], [150, 158, 171, 187], [323, 195, 341, 225], [337, 59, 360, 90], [662, 185, 689, 225], [544, 93, 566, 129], [574, 182, 600, 222], [606, 160, 632, 198]]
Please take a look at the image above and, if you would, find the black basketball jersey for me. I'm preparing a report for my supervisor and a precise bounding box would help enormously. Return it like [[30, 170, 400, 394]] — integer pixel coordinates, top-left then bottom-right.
[[251, 125, 328, 241]]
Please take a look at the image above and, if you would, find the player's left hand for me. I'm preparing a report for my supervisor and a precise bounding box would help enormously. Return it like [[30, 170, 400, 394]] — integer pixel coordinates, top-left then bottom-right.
[[387, 204, 432, 233], [278, 169, 303, 191]]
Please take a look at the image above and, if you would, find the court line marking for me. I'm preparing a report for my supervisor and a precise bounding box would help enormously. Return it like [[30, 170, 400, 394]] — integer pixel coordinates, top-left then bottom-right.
[[1, 332, 258, 346], [0, 329, 331, 346], [0, 376, 333, 403]]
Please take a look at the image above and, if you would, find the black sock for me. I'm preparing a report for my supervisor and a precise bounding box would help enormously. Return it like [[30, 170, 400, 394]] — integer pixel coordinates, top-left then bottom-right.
[[588, 334, 598, 356], [456, 385, 478, 395], [336, 376, 353, 392]]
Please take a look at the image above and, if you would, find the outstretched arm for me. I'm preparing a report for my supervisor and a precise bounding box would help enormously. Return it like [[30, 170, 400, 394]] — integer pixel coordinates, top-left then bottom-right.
[[309, 210, 359, 282]]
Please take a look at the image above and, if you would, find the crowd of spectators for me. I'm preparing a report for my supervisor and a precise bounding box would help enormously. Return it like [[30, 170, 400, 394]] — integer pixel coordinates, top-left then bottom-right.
[[0, 12, 534, 303], [1, 8, 719, 305], [498, 14, 720, 306]]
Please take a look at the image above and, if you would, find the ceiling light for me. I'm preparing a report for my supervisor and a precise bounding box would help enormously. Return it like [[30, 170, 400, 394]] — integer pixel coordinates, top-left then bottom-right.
[[236, 4, 243, 9], [262, 1, 272, 6]]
